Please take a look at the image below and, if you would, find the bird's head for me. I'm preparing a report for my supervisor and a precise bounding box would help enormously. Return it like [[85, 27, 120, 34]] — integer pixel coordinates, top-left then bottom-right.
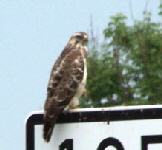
[[69, 32, 88, 46]]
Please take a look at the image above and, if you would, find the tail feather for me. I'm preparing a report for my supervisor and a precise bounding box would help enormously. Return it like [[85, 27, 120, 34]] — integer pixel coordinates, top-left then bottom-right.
[[43, 115, 58, 142]]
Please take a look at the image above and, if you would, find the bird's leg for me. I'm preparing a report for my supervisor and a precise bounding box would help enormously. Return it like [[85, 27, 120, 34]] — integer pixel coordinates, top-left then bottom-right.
[[63, 97, 80, 114], [68, 97, 80, 110]]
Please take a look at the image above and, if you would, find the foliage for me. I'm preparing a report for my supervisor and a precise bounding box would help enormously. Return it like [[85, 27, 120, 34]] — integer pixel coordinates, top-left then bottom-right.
[[81, 5, 162, 107]]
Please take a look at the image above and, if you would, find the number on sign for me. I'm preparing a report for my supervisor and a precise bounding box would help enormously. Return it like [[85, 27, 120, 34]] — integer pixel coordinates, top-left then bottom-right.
[[59, 139, 73, 150], [97, 137, 124, 150], [59, 138, 124, 150]]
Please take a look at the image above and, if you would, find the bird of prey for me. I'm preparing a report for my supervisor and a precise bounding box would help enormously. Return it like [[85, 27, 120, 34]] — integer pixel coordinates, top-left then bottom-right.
[[43, 32, 88, 142]]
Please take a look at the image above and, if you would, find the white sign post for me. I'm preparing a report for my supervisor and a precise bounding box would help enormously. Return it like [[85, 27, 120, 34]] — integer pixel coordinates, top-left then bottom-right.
[[26, 105, 162, 150]]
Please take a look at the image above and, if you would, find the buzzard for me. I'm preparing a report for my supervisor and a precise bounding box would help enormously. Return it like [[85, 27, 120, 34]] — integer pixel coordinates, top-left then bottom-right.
[[43, 32, 88, 142]]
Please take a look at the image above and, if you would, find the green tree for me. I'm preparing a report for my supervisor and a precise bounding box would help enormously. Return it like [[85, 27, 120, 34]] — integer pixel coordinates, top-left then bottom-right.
[[81, 5, 162, 107]]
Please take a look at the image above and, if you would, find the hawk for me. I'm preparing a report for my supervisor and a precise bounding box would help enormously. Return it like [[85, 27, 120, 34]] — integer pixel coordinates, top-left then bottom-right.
[[43, 32, 88, 142]]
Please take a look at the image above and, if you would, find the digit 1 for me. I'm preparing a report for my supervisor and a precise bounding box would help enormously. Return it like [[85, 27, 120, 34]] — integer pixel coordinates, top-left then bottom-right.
[[59, 139, 73, 150]]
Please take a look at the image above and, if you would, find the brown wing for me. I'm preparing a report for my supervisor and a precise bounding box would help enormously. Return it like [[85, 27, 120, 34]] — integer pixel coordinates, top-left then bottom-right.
[[47, 46, 86, 106], [43, 44, 86, 142]]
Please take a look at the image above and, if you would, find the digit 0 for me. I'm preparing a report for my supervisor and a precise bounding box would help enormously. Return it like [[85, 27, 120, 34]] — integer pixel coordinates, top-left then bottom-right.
[[59, 139, 73, 150], [97, 137, 124, 150]]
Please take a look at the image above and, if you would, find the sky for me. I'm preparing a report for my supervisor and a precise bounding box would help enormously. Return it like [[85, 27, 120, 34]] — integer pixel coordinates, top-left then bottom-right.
[[0, 1, 161, 150]]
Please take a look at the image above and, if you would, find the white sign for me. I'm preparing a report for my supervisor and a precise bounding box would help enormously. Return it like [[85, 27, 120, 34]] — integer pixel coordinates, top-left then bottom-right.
[[26, 105, 162, 150]]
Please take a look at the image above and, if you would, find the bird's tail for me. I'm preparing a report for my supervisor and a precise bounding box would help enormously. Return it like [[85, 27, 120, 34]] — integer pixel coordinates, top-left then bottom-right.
[[43, 114, 58, 142]]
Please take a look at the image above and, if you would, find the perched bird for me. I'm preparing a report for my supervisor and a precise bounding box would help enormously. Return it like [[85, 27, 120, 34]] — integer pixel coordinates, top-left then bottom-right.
[[43, 32, 88, 142]]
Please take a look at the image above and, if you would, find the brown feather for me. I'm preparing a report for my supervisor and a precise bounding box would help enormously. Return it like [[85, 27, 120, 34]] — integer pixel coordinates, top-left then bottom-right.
[[43, 40, 87, 142]]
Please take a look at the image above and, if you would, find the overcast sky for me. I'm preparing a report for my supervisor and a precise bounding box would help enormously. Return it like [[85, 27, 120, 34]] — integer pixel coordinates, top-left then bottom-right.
[[0, 1, 160, 150]]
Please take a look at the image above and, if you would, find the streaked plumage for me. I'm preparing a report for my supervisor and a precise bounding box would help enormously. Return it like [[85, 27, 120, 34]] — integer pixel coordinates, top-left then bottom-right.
[[43, 32, 88, 142]]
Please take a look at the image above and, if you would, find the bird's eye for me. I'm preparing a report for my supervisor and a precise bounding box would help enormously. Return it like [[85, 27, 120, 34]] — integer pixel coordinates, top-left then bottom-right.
[[76, 35, 82, 39]]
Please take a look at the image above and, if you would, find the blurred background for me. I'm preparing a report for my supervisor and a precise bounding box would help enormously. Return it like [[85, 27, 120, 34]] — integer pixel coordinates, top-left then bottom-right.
[[0, 1, 161, 150]]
